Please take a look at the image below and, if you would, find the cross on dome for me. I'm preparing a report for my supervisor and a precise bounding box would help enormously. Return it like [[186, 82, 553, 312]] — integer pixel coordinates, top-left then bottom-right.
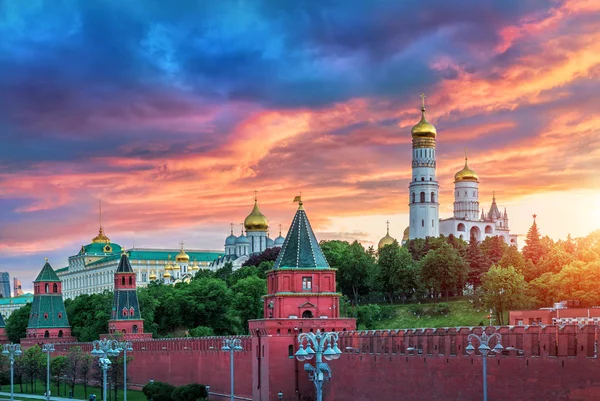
[[420, 93, 426, 109]]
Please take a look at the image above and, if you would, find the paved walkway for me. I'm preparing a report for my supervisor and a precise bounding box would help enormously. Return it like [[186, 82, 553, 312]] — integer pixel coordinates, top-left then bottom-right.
[[0, 392, 85, 401]]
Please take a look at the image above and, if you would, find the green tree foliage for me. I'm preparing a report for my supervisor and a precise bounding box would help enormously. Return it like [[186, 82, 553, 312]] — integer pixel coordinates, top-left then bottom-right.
[[79, 353, 93, 396], [6, 303, 31, 343], [522, 219, 551, 265], [420, 242, 469, 301], [465, 232, 490, 289], [230, 276, 267, 333], [51, 356, 68, 396], [189, 326, 214, 337], [320, 240, 350, 270], [214, 262, 233, 282], [498, 245, 525, 272], [227, 265, 261, 287], [66, 347, 83, 397], [242, 247, 281, 268], [339, 241, 375, 304], [142, 381, 176, 401], [480, 236, 507, 266], [481, 265, 529, 325], [64, 292, 112, 341], [23, 345, 44, 392], [375, 242, 417, 304], [531, 260, 600, 306], [171, 383, 208, 401]]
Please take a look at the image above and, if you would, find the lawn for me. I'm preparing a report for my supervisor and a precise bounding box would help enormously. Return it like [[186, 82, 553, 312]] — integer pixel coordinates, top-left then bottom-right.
[[371, 300, 503, 330], [3, 379, 146, 401]]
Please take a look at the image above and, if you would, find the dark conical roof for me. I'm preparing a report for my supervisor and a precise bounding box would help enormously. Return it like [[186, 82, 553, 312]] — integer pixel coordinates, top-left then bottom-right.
[[34, 262, 61, 282], [116, 252, 133, 273], [274, 202, 330, 269]]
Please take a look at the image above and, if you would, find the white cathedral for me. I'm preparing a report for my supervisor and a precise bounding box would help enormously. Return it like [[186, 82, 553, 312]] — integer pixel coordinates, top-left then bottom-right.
[[378, 95, 517, 249]]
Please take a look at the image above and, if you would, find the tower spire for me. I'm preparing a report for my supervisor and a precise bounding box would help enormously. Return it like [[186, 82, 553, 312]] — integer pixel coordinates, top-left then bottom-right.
[[386, 220, 390, 234], [230, 223, 234, 235], [99, 200, 102, 229], [279, 223, 282, 236], [254, 190, 258, 203]]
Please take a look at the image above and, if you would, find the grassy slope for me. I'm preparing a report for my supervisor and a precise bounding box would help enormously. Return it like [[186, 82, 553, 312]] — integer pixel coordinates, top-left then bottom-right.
[[372, 300, 492, 330], [8, 379, 146, 401]]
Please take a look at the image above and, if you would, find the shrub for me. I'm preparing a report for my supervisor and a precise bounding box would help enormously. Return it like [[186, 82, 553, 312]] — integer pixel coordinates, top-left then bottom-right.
[[142, 381, 176, 401], [408, 303, 451, 318], [356, 304, 382, 329], [189, 326, 215, 337], [171, 384, 207, 401]]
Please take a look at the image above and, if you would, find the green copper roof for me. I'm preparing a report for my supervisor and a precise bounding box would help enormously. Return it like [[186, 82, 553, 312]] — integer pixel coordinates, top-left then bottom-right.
[[111, 290, 142, 320], [80, 242, 122, 256], [28, 294, 71, 329], [0, 293, 33, 306], [35, 262, 61, 282], [116, 253, 133, 273], [274, 205, 330, 269], [85, 249, 223, 268]]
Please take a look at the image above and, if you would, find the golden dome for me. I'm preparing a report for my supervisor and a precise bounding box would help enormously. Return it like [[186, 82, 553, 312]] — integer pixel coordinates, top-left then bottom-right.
[[149, 271, 157, 280], [192, 262, 199, 270], [92, 227, 111, 244], [163, 271, 172, 279], [454, 158, 479, 182], [402, 226, 410, 242], [165, 255, 173, 271], [378, 221, 396, 249], [411, 94, 436, 139], [173, 263, 181, 270], [176, 245, 189, 262], [244, 197, 268, 232]]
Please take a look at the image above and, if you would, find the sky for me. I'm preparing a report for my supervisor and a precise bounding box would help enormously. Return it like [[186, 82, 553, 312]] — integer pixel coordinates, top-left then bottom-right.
[[1, 0, 599, 291]]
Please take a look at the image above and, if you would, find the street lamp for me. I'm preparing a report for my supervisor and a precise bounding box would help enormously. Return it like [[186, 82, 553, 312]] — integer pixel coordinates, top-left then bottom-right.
[[42, 343, 55, 401], [295, 330, 342, 401], [466, 329, 503, 401], [91, 339, 121, 401], [2, 343, 23, 401], [221, 338, 243, 401], [118, 341, 133, 401]]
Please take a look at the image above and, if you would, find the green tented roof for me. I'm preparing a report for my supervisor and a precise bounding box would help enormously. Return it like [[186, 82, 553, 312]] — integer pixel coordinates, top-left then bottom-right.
[[111, 290, 142, 320], [35, 262, 61, 282], [27, 294, 71, 329], [274, 206, 330, 269], [0, 293, 34, 306], [116, 253, 133, 273]]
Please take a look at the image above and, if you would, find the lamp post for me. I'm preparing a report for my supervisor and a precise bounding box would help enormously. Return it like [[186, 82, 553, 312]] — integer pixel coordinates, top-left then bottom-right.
[[221, 338, 243, 401], [118, 341, 133, 401], [2, 343, 23, 401], [42, 344, 55, 401], [466, 329, 503, 401], [295, 330, 342, 401], [91, 339, 121, 401]]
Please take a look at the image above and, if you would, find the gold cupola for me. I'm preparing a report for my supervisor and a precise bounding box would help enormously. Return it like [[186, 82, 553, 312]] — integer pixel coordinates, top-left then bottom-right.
[[454, 157, 479, 182], [149, 270, 157, 280], [165, 255, 174, 271], [402, 226, 410, 242], [175, 242, 190, 262], [378, 221, 396, 250], [411, 93, 437, 140], [92, 200, 110, 243], [244, 193, 269, 232], [163, 270, 172, 279]]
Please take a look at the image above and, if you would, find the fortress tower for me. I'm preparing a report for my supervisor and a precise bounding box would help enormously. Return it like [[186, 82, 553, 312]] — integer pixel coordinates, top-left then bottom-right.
[[249, 196, 356, 401], [23, 260, 76, 345]]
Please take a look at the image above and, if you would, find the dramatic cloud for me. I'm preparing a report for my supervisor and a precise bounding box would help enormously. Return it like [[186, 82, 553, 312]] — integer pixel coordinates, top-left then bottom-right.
[[1, 0, 599, 289]]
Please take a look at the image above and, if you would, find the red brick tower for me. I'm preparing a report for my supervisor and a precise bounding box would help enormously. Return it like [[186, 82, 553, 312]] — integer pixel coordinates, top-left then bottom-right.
[[104, 252, 152, 339], [23, 260, 76, 345], [249, 197, 356, 401]]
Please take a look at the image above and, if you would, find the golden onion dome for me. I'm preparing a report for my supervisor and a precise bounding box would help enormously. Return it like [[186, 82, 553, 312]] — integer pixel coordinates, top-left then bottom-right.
[[165, 255, 174, 271], [173, 263, 181, 270], [411, 107, 437, 139], [176, 246, 189, 262], [454, 158, 479, 182], [149, 271, 157, 280], [244, 198, 268, 232], [402, 226, 410, 242], [378, 222, 396, 250], [192, 262, 199, 270], [163, 271, 171, 279]]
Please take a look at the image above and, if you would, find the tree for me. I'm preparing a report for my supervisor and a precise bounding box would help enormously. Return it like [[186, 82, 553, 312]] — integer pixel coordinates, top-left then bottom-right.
[[64, 292, 112, 342], [498, 245, 525, 272], [522, 218, 549, 265], [79, 354, 93, 396], [22, 345, 44, 393], [465, 232, 490, 289], [338, 241, 374, 304], [214, 262, 233, 282], [51, 356, 68, 396], [189, 326, 215, 337], [66, 347, 83, 397], [480, 236, 507, 266], [420, 243, 469, 301], [6, 303, 31, 343], [142, 381, 176, 401], [242, 247, 281, 268], [481, 265, 529, 325], [375, 242, 416, 304], [230, 275, 267, 333], [320, 240, 351, 269]]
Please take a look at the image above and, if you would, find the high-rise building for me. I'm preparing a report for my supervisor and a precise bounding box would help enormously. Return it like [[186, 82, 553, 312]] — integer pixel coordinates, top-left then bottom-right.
[[13, 278, 23, 297], [0, 273, 10, 298]]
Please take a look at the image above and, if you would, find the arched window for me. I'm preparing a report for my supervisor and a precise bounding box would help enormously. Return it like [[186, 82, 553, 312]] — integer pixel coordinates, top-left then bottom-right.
[[431, 192, 435, 203], [44, 313, 48, 319], [421, 177, 424, 181], [53, 283, 58, 293], [485, 225, 493, 234], [45, 284, 49, 293], [121, 277, 126, 286], [420, 192, 425, 203], [500, 222, 503, 227], [421, 219, 424, 227], [122, 308, 128, 317], [133, 325, 138, 334], [288, 345, 294, 358], [302, 310, 314, 318], [432, 220, 434, 228], [122, 329, 126, 334], [457, 223, 466, 232], [412, 193, 416, 203], [58, 313, 62, 319], [130, 307, 135, 316], [44, 330, 49, 338], [429, 177, 432, 181], [129, 277, 133, 286], [58, 330, 63, 338]]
